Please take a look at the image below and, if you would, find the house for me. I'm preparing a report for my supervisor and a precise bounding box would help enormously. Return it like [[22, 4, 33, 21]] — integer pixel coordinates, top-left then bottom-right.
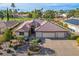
[[14, 19, 69, 39], [64, 19, 79, 32], [35, 22, 68, 39], [56, 13, 67, 18], [13, 13, 30, 18], [0, 21, 21, 34], [14, 19, 46, 38]]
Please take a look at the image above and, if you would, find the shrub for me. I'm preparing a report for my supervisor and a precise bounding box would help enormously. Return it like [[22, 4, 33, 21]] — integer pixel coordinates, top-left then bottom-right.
[[63, 24, 68, 28], [30, 39, 39, 47], [67, 34, 72, 40], [72, 36, 79, 40], [0, 35, 6, 43], [29, 38, 40, 52], [76, 37, 79, 44], [3, 28, 13, 41], [16, 36, 24, 40]]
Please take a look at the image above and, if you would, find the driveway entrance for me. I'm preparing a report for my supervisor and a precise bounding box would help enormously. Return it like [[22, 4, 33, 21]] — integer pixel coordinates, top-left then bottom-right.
[[43, 39, 79, 56]]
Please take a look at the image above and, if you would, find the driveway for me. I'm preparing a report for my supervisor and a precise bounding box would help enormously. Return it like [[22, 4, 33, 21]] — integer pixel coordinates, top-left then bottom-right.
[[43, 39, 79, 56]]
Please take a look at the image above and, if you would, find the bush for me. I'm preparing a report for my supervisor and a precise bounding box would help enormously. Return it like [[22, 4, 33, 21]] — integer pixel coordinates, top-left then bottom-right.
[[3, 28, 13, 41], [30, 39, 39, 47], [67, 34, 72, 40], [0, 35, 6, 43], [16, 36, 24, 40], [72, 36, 79, 40], [29, 38, 41, 52], [76, 37, 79, 44], [63, 24, 68, 28], [67, 34, 79, 40]]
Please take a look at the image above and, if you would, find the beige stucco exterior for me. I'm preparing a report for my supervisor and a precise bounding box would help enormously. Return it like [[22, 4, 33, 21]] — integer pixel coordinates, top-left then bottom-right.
[[15, 32, 28, 37]]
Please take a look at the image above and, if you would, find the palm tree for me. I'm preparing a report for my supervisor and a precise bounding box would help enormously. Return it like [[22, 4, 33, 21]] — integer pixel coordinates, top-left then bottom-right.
[[6, 8, 9, 21], [11, 3, 15, 11], [11, 3, 15, 18]]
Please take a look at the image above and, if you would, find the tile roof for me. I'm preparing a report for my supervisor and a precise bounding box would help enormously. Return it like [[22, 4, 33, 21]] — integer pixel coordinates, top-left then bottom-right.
[[35, 22, 67, 32], [31, 19, 46, 27], [0, 21, 20, 31], [15, 21, 32, 32], [15, 19, 46, 32]]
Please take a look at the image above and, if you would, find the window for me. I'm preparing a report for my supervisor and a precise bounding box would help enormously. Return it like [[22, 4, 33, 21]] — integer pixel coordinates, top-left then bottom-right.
[[19, 32, 24, 35]]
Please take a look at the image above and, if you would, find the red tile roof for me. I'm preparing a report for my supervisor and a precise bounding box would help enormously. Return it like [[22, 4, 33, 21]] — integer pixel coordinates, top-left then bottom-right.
[[35, 22, 67, 32], [15, 19, 45, 32]]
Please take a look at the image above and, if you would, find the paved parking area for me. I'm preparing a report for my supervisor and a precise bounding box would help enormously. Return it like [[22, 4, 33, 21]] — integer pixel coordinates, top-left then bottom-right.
[[43, 39, 79, 56]]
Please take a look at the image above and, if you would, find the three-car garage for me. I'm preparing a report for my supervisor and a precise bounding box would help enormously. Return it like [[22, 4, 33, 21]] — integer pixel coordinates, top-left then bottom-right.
[[35, 22, 68, 39]]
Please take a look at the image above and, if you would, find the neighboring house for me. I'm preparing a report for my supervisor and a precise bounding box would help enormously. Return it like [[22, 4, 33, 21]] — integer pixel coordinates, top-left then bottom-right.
[[56, 13, 67, 18], [35, 22, 68, 39], [64, 19, 79, 32], [0, 21, 21, 34], [13, 13, 30, 18]]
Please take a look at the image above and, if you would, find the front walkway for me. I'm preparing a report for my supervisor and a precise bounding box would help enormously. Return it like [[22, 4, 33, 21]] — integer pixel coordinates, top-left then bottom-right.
[[43, 39, 79, 56]]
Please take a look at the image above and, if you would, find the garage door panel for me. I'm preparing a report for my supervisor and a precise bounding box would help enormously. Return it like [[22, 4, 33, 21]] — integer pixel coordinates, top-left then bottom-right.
[[56, 32, 65, 38], [43, 32, 55, 38]]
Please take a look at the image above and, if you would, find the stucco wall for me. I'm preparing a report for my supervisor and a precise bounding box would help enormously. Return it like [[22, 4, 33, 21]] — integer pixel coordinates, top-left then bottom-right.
[[36, 32, 42, 38], [15, 32, 28, 37]]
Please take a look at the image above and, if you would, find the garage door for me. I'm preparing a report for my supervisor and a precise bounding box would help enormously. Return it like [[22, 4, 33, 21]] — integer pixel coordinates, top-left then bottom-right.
[[56, 32, 65, 38], [43, 32, 55, 38]]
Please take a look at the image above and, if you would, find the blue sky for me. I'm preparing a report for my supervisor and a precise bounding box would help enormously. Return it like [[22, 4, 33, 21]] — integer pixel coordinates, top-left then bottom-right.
[[0, 3, 79, 11]]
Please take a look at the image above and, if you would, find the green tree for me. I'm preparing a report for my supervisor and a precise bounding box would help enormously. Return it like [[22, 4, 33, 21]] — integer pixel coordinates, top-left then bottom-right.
[[11, 3, 15, 11], [3, 28, 12, 41], [32, 9, 42, 19], [67, 9, 75, 17], [0, 11, 4, 20], [11, 3, 15, 18], [59, 10, 65, 14], [74, 8, 79, 17], [43, 10, 55, 21]]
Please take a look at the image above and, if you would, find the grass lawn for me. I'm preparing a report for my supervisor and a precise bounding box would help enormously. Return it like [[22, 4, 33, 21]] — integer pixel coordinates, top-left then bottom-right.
[[0, 17, 33, 21]]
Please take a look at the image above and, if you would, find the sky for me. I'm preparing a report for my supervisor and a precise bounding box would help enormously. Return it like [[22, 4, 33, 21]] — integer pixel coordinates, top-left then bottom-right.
[[0, 3, 79, 12]]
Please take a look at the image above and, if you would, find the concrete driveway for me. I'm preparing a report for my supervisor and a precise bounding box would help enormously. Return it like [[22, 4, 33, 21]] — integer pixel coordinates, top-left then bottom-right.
[[43, 39, 79, 56]]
